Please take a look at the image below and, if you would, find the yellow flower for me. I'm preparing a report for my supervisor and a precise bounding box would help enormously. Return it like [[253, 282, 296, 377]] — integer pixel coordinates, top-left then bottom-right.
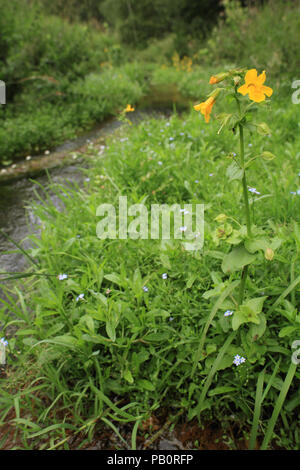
[[194, 97, 215, 123], [238, 69, 273, 103], [194, 89, 220, 123], [125, 104, 135, 112]]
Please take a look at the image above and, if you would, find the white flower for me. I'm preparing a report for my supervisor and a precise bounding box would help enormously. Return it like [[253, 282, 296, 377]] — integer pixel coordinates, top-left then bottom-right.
[[143, 286, 149, 292], [58, 274, 68, 281], [76, 293, 85, 302], [162, 273, 168, 279]]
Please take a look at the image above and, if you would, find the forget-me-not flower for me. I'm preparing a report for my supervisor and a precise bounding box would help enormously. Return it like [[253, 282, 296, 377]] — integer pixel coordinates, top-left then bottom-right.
[[233, 354, 246, 366]]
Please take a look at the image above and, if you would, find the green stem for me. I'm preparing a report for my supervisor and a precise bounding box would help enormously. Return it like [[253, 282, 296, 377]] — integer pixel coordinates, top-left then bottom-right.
[[238, 119, 252, 304], [238, 264, 248, 304], [239, 124, 252, 237]]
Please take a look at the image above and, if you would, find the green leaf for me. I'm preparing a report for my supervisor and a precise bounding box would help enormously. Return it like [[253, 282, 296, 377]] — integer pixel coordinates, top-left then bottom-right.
[[160, 253, 171, 269], [208, 386, 237, 396], [221, 245, 256, 274], [137, 379, 155, 391], [232, 297, 267, 330], [245, 237, 268, 253], [216, 113, 233, 134], [186, 273, 197, 288], [145, 331, 170, 342], [226, 161, 244, 181], [278, 326, 297, 338], [248, 314, 267, 341], [106, 321, 116, 341], [104, 273, 124, 287], [15, 329, 38, 336], [123, 369, 134, 384], [256, 122, 271, 136]]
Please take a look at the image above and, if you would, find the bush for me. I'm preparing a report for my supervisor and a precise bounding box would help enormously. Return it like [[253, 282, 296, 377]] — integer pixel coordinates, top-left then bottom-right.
[[202, 0, 300, 78]]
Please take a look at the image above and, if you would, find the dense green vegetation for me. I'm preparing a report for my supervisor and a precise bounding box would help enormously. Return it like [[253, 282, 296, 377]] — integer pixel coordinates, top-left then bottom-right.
[[0, 0, 299, 451], [0, 0, 299, 164]]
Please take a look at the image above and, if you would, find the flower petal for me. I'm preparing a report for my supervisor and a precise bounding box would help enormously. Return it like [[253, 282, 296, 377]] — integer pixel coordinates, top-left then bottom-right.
[[257, 70, 266, 84], [237, 84, 249, 96], [245, 69, 258, 84], [194, 103, 204, 111], [262, 85, 273, 97], [249, 88, 266, 103]]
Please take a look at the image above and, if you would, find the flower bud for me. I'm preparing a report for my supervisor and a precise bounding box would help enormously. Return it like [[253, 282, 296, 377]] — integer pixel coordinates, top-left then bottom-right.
[[209, 72, 229, 84], [215, 213, 228, 223], [265, 247, 274, 261]]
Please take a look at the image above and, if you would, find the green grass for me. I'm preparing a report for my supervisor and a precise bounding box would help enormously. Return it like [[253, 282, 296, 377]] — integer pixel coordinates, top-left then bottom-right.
[[1, 83, 300, 449]]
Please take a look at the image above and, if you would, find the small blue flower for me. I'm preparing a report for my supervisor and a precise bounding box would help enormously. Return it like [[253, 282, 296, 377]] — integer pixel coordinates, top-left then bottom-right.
[[169, 137, 174, 141], [158, 161, 163, 166], [195, 179, 199, 183], [233, 354, 246, 366], [248, 187, 260, 195], [162, 273, 168, 280], [58, 274, 68, 281], [143, 286, 149, 292], [0, 337, 8, 347], [224, 310, 233, 317], [248, 143, 253, 147], [76, 293, 85, 302]]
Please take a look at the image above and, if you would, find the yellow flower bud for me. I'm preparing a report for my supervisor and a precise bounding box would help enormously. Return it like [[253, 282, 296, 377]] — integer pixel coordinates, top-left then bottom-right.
[[265, 247, 274, 261]]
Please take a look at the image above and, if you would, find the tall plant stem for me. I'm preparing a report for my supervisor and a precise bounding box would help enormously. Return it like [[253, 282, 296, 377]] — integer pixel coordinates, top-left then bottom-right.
[[238, 122, 252, 304], [239, 124, 251, 237]]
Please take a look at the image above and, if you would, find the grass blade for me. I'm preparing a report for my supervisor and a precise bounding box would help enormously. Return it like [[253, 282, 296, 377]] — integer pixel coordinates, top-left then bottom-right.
[[260, 361, 297, 450]]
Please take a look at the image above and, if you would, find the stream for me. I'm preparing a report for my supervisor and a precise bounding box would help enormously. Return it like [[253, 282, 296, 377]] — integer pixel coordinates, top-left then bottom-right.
[[0, 108, 174, 278]]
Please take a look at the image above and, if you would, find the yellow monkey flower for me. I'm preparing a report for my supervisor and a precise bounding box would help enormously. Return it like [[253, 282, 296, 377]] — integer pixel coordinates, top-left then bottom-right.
[[238, 69, 273, 103]]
